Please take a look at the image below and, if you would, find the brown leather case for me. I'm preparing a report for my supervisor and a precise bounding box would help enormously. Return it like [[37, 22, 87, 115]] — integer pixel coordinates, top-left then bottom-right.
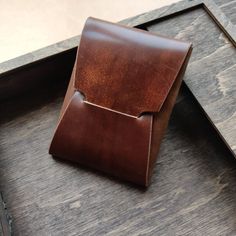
[[49, 17, 192, 186]]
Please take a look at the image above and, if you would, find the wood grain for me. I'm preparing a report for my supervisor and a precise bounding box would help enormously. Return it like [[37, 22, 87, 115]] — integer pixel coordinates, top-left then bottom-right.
[[0, 0, 236, 159], [1, 0, 236, 235], [148, 4, 236, 157], [0, 193, 11, 236], [1, 0, 235, 159], [1, 81, 236, 235]]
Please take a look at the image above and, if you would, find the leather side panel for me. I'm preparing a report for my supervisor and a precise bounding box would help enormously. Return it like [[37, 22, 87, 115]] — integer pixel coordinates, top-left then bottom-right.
[[147, 48, 192, 185], [49, 91, 152, 186]]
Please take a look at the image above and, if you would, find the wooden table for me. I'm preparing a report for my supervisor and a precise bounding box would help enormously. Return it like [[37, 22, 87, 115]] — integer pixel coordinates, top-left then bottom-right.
[[0, 0, 236, 235]]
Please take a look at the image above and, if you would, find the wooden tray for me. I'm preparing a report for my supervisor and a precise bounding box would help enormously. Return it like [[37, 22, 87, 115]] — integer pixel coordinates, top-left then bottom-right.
[[1, 0, 236, 158], [1, 0, 236, 235], [124, 0, 236, 157]]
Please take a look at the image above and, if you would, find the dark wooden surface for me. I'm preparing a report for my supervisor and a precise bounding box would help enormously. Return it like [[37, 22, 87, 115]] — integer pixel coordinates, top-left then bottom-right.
[[2, 78, 236, 236], [0, 193, 11, 236], [1, 0, 236, 235], [121, 0, 236, 157], [147, 2, 236, 157], [1, 0, 236, 159]]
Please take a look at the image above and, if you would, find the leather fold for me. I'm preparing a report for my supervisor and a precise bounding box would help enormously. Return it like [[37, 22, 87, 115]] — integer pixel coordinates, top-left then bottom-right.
[[75, 17, 192, 117], [49, 17, 192, 186]]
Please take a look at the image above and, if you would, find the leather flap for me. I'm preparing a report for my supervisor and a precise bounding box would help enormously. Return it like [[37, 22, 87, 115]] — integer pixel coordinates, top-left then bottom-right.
[[75, 17, 192, 117]]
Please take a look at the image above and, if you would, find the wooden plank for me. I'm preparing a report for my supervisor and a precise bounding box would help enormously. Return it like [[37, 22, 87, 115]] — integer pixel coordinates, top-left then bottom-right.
[[148, 3, 236, 157], [1, 81, 236, 235], [0, 0, 236, 159], [0, 194, 12, 236], [212, 0, 236, 24], [0, 1, 236, 235], [0, 49, 76, 101]]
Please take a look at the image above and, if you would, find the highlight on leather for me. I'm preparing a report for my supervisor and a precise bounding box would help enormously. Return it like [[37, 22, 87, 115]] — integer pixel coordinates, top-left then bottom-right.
[[49, 17, 192, 186]]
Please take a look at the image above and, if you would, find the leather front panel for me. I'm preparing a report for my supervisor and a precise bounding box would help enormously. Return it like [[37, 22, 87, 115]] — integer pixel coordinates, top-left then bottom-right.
[[50, 91, 152, 186]]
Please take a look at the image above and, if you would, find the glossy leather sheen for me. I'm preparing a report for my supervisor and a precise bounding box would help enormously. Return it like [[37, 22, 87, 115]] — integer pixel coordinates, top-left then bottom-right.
[[49, 17, 192, 186]]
